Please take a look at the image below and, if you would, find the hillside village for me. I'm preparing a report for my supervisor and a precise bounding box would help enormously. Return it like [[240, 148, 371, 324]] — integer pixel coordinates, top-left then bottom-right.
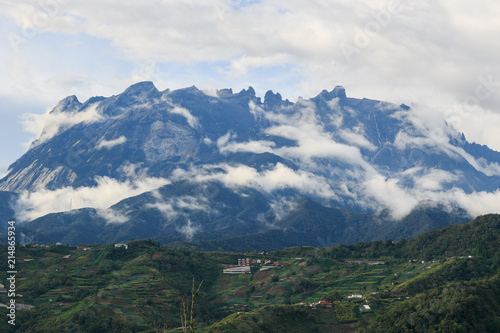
[[1, 214, 498, 332], [222, 257, 291, 274]]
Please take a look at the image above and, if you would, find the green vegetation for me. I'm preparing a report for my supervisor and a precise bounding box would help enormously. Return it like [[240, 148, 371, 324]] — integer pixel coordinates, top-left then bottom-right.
[[334, 301, 357, 323], [0, 214, 499, 332], [205, 305, 320, 333], [168, 198, 470, 253], [365, 274, 500, 333]]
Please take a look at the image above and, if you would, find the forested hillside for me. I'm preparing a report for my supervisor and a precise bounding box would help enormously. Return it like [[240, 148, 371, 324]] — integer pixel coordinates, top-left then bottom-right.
[[365, 274, 500, 332], [0, 214, 498, 332]]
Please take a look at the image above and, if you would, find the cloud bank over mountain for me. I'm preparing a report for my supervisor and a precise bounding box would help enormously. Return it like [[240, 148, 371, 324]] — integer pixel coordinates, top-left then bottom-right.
[[3, 82, 500, 226], [14, 167, 170, 222], [1, 0, 500, 180]]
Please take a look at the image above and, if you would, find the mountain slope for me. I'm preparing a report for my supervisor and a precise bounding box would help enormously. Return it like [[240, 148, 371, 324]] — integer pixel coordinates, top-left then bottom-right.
[[199, 214, 500, 332], [165, 198, 470, 252], [13, 186, 469, 248], [0, 191, 17, 230], [1, 82, 499, 247], [366, 274, 500, 333], [3, 82, 499, 195]]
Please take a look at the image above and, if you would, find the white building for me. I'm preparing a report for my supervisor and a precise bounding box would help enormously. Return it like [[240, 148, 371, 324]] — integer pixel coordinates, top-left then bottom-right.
[[223, 266, 251, 274]]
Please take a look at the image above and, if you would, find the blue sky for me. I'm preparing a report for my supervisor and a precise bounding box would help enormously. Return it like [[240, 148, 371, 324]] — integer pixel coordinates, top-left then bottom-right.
[[1, 0, 500, 177]]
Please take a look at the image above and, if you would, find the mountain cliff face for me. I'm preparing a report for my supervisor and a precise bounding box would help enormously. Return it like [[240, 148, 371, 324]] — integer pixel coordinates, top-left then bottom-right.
[[0, 191, 16, 231], [1, 82, 499, 246], [3, 81, 499, 194], [0, 82, 275, 191]]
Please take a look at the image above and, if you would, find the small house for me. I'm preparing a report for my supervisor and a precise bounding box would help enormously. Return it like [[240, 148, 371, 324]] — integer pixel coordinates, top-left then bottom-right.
[[360, 304, 371, 312]]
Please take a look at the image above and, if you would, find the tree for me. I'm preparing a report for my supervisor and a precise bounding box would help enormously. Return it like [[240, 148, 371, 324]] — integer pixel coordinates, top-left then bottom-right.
[[180, 278, 204, 333], [321, 290, 341, 302]]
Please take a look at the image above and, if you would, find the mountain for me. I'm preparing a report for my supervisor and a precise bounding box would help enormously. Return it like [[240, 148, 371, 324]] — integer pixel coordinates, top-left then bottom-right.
[[0, 191, 17, 230], [1, 82, 499, 246], [0, 82, 286, 192], [17, 194, 469, 248], [165, 199, 469, 252]]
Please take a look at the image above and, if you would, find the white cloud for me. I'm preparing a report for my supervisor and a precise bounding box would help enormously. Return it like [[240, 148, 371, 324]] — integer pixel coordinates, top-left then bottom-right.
[[146, 195, 217, 240], [1, 0, 500, 224], [269, 123, 363, 162], [217, 99, 377, 173], [97, 208, 128, 224], [338, 128, 377, 151], [212, 98, 499, 220], [201, 88, 219, 98], [0, 163, 10, 179], [414, 169, 459, 191], [452, 149, 500, 177], [172, 163, 338, 200], [147, 195, 218, 221], [177, 219, 199, 241], [168, 157, 500, 221], [446, 189, 500, 218], [363, 170, 500, 219], [227, 54, 293, 77], [14, 171, 170, 221], [1, 0, 500, 168], [256, 197, 298, 229], [393, 105, 500, 177], [248, 100, 267, 120], [169, 105, 199, 128], [218, 139, 276, 155], [175, 195, 213, 211], [269, 198, 298, 222], [147, 201, 178, 221], [96, 135, 127, 149], [216, 132, 236, 148], [364, 174, 419, 220], [22, 102, 104, 147]]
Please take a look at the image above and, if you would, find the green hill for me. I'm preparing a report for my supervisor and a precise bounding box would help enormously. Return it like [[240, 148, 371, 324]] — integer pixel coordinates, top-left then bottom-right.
[[205, 305, 321, 333], [0, 214, 499, 332], [365, 274, 500, 333]]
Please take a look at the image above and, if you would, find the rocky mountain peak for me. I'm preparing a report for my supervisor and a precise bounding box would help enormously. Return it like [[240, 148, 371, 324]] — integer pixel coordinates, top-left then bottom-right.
[[264, 90, 283, 108], [238, 86, 256, 97], [316, 86, 347, 101], [50, 95, 82, 113], [123, 81, 159, 94]]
